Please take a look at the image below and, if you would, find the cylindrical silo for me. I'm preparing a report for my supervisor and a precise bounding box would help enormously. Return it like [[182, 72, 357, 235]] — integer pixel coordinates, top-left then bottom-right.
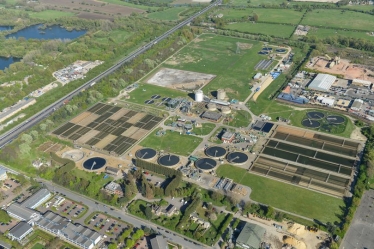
[[195, 90, 203, 102], [207, 103, 217, 111], [217, 89, 226, 100], [221, 106, 231, 114]]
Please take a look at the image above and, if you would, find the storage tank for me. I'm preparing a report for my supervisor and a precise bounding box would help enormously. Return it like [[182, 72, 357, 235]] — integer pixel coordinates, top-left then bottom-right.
[[221, 106, 231, 114], [217, 89, 226, 100], [195, 90, 203, 102], [207, 103, 217, 111]]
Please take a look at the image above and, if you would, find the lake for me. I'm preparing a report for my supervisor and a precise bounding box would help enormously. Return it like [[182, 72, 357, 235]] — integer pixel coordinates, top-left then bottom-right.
[[0, 26, 13, 31], [0, 57, 21, 71], [6, 24, 86, 40]]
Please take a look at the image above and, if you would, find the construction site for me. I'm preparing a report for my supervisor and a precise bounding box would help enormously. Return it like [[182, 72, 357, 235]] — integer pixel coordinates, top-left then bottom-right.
[[250, 125, 363, 197], [308, 56, 374, 83]]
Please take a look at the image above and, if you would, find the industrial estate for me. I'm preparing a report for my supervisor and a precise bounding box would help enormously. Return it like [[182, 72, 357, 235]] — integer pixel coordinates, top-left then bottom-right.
[[0, 0, 374, 249]]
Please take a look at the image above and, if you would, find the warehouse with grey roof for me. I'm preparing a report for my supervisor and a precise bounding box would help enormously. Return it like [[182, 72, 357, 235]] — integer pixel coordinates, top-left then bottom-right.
[[308, 73, 336, 92], [236, 222, 265, 249]]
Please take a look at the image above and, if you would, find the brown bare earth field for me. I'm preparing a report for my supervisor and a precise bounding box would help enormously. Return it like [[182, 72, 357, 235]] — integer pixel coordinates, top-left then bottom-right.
[[78, 113, 100, 127], [121, 126, 139, 137], [310, 57, 374, 82], [38, 141, 54, 152], [130, 128, 148, 140], [70, 112, 91, 124], [95, 134, 117, 149], [110, 109, 129, 121], [77, 130, 100, 144], [127, 113, 145, 124], [38, 0, 144, 20]]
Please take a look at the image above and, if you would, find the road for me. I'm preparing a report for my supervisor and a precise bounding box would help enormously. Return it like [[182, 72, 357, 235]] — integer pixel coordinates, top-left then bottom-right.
[[0, 0, 221, 148], [40, 179, 208, 249]]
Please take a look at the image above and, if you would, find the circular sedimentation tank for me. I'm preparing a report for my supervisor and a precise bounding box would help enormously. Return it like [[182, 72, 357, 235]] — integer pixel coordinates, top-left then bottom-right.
[[195, 158, 217, 171], [226, 152, 248, 165], [158, 154, 180, 167], [326, 115, 345, 124], [151, 94, 161, 99], [144, 100, 154, 105], [302, 119, 321, 128], [307, 111, 325, 120], [83, 157, 106, 171], [205, 146, 227, 158], [136, 148, 157, 160]]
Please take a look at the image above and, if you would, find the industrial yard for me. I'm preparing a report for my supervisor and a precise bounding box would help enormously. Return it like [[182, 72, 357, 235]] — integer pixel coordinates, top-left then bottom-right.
[[53, 60, 103, 85]]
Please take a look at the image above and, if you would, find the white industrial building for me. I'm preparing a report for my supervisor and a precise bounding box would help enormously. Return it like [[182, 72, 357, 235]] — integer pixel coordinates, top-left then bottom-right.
[[352, 79, 372, 88], [351, 99, 364, 112], [308, 74, 337, 92], [316, 96, 335, 106]]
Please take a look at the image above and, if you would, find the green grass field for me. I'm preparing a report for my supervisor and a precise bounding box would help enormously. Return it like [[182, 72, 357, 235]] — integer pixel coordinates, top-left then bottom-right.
[[147, 7, 188, 20], [140, 129, 202, 156], [342, 4, 374, 11], [216, 164, 344, 223], [230, 0, 285, 6], [127, 83, 188, 105], [306, 27, 374, 41], [193, 123, 216, 136], [226, 110, 251, 128], [29, 10, 75, 20], [99, 0, 158, 10], [219, 8, 304, 24], [225, 22, 296, 38], [162, 34, 275, 101], [301, 9, 374, 31], [31, 244, 45, 249]]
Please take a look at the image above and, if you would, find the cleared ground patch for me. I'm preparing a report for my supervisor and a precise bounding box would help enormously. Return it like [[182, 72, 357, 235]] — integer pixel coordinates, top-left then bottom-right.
[[301, 9, 374, 31], [147, 7, 188, 21], [216, 164, 344, 223], [218, 8, 304, 24], [225, 22, 296, 38], [162, 34, 274, 101], [146, 68, 216, 90], [140, 129, 202, 156]]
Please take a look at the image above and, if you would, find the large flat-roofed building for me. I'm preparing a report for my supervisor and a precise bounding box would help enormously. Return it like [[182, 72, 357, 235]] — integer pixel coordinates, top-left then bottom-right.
[[308, 73, 336, 92], [6, 203, 39, 223], [8, 221, 33, 242], [351, 99, 364, 112], [236, 222, 265, 249], [22, 188, 51, 209], [201, 111, 222, 122], [36, 211, 101, 249], [104, 181, 123, 197]]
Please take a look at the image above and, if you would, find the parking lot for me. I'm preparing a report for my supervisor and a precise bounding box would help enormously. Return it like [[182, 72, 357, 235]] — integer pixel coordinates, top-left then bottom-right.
[[86, 213, 128, 242], [38, 195, 87, 220]]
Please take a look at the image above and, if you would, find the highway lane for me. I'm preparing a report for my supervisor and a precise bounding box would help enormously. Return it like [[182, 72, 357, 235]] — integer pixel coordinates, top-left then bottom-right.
[[40, 179, 209, 249], [0, 0, 220, 148]]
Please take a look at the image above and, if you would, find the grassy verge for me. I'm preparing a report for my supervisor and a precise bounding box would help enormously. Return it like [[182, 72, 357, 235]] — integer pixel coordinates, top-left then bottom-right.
[[225, 22, 296, 38], [216, 164, 344, 223], [140, 129, 202, 156]]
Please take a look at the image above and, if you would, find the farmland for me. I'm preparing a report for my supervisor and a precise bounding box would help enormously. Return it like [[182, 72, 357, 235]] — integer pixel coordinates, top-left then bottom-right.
[[216, 164, 344, 223], [218, 8, 305, 24], [225, 22, 296, 38], [301, 9, 374, 32], [161, 34, 277, 101], [147, 7, 188, 20], [28, 10, 76, 20], [307, 27, 374, 41]]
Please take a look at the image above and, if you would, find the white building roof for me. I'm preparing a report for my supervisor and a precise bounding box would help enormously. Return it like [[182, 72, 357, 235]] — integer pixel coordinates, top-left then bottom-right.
[[321, 97, 335, 106], [308, 74, 336, 92], [352, 79, 372, 86], [351, 99, 364, 111]]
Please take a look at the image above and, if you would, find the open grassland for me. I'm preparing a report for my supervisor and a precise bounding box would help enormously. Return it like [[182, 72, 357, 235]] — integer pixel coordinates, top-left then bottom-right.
[[140, 129, 202, 156], [307, 28, 374, 41], [127, 83, 188, 105], [216, 164, 344, 223], [342, 4, 374, 11], [230, 0, 285, 6], [29, 10, 75, 20], [225, 22, 296, 38], [98, 0, 159, 10], [301, 9, 374, 31], [147, 7, 188, 20], [218, 8, 304, 24], [162, 34, 273, 101], [193, 123, 216, 136], [226, 110, 251, 127]]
